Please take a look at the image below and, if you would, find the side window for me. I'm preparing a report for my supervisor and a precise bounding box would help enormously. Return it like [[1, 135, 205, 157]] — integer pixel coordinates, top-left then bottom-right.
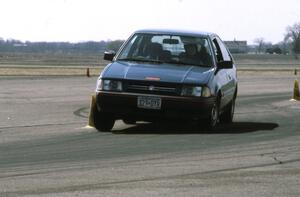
[[119, 35, 139, 59], [212, 39, 223, 62], [216, 37, 231, 61]]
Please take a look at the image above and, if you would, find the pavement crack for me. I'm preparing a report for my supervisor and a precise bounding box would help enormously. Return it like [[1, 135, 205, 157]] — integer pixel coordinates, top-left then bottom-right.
[[260, 152, 284, 164], [272, 156, 283, 164], [6, 158, 300, 196], [0, 122, 85, 130]]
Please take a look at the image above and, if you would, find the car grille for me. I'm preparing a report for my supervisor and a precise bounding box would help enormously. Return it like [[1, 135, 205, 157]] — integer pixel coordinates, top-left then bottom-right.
[[124, 81, 180, 96]]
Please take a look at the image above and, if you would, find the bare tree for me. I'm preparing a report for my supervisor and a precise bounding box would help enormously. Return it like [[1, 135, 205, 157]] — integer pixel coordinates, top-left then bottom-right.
[[285, 22, 300, 59], [254, 37, 266, 54], [277, 40, 291, 55]]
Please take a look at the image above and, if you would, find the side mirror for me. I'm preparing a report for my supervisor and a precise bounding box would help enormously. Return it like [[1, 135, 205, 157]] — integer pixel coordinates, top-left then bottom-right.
[[104, 50, 116, 61], [217, 60, 233, 69]]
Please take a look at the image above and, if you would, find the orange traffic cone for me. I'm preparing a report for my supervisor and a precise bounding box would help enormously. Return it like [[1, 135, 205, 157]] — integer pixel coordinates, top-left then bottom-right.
[[86, 68, 90, 77]]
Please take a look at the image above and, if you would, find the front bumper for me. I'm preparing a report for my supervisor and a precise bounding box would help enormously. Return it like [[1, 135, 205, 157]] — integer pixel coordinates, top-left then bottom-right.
[[96, 91, 216, 121]]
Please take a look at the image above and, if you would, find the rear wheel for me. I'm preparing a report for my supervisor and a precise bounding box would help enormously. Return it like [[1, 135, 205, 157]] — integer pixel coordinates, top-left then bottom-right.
[[220, 98, 235, 123], [93, 107, 115, 132]]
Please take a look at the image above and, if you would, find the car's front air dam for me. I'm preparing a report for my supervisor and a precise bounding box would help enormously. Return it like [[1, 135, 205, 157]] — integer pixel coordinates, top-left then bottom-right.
[[96, 91, 216, 120]]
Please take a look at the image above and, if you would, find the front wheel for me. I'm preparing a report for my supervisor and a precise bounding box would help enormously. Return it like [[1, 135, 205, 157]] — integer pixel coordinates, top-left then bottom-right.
[[201, 99, 220, 131], [93, 107, 115, 132]]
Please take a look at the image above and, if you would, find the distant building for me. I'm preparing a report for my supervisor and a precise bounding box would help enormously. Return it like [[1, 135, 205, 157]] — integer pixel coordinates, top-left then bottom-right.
[[13, 43, 27, 47], [224, 40, 248, 53]]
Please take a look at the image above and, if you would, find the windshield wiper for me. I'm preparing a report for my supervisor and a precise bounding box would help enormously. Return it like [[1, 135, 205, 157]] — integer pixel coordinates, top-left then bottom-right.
[[164, 60, 209, 67], [118, 58, 144, 62], [118, 58, 163, 64], [142, 59, 164, 64]]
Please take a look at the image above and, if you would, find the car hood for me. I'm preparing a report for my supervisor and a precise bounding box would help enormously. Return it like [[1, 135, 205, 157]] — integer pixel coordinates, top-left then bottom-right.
[[101, 61, 214, 84]]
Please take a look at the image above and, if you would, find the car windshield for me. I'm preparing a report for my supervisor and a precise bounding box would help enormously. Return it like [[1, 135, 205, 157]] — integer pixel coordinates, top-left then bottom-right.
[[117, 33, 213, 67]]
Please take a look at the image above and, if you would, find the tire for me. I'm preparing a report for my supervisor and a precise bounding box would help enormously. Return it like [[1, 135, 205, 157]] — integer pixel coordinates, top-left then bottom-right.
[[220, 98, 235, 123], [93, 107, 115, 132], [201, 97, 220, 131]]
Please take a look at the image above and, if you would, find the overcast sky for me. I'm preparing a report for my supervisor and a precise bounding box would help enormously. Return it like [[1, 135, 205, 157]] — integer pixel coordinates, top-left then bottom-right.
[[0, 0, 299, 44]]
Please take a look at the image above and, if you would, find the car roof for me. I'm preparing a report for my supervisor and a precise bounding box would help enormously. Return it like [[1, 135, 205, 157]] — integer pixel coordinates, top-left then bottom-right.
[[134, 29, 216, 38]]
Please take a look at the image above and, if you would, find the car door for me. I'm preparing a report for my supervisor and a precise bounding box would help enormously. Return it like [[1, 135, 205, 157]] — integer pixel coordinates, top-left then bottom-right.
[[212, 37, 236, 109]]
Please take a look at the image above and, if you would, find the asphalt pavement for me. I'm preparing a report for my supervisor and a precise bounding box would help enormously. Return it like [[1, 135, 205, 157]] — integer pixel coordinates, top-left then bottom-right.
[[0, 72, 300, 197]]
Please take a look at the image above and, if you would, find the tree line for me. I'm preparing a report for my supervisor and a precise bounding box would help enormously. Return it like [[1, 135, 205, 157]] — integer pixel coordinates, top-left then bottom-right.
[[253, 22, 300, 58], [0, 39, 124, 54], [1, 22, 300, 58]]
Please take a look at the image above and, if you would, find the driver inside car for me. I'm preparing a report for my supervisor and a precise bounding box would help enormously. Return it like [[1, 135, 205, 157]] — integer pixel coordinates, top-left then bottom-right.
[[181, 43, 211, 66]]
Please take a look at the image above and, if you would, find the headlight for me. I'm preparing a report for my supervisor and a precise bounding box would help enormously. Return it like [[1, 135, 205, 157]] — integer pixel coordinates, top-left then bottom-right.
[[181, 86, 211, 97], [181, 86, 202, 97], [96, 79, 122, 91], [201, 86, 211, 97]]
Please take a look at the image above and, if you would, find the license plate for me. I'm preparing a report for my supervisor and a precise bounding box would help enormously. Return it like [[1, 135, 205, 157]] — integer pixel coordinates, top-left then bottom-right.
[[137, 96, 161, 110]]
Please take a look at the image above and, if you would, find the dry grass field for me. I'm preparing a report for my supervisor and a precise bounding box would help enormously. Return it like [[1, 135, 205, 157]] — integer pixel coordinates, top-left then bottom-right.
[[0, 52, 107, 76], [0, 52, 299, 76], [0, 52, 106, 67], [234, 54, 300, 69]]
